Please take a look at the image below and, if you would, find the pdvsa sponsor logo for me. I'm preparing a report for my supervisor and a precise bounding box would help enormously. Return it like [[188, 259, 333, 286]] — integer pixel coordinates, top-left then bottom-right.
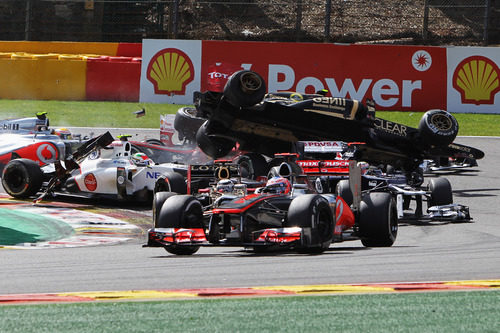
[[146, 48, 194, 95], [84, 173, 97, 191], [453, 55, 500, 105], [303, 141, 342, 147]]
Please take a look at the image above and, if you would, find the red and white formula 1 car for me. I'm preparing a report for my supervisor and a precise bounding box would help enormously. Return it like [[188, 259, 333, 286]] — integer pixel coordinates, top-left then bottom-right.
[[1, 133, 191, 202]]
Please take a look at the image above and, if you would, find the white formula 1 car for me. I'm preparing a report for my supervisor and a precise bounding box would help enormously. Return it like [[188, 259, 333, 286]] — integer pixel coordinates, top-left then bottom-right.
[[1, 133, 188, 202]]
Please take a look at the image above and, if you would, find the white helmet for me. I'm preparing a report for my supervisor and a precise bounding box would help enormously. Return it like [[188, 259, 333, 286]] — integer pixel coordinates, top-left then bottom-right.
[[216, 179, 234, 193]]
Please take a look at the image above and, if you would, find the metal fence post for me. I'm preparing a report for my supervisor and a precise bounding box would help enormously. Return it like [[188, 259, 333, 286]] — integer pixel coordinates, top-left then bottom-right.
[[325, 0, 331, 42], [296, 0, 303, 41], [173, 0, 179, 39], [422, 0, 429, 43], [483, 0, 491, 45], [24, 0, 33, 41]]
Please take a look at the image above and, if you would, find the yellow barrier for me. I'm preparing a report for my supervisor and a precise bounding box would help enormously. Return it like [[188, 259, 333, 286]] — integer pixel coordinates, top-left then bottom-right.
[[0, 41, 119, 56], [0, 55, 87, 100]]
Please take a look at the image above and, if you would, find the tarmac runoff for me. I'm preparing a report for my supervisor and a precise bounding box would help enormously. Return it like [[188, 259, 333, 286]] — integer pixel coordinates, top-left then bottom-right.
[[0, 195, 142, 249], [0, 280, 498, 304]]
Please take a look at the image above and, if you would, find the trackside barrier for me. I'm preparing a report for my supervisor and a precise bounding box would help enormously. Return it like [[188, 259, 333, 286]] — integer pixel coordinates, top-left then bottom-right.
[[0, 41, 141, 58], [86, 56, 141, 101], [0, 41, 142, 102], [0, 52, 87, 100], [0, 51, 141, 101]]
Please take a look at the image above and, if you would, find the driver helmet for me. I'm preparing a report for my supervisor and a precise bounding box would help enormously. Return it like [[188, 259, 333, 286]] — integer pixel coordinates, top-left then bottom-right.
[[53, 127, 72, 140], [264, 177, 291, 194], [132, 152, 153, 166], [216, 179, 234, 193]]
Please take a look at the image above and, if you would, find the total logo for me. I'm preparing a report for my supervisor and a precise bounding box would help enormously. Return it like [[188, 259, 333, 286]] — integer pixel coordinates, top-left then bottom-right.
[[452, 55, 500, 105], [146, 48, 194, 95]]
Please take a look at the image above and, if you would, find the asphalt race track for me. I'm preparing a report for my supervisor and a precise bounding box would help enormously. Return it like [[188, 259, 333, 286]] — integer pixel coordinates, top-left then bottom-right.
[[1, 137, 499, 295]]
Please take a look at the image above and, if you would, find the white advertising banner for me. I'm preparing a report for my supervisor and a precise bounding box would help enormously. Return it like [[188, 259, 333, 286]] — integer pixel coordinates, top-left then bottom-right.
[[140, 39, 201, 104], [447, 47, 500, 113]]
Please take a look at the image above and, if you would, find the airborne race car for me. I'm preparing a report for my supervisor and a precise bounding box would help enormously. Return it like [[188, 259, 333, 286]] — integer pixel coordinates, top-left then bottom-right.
[[145, 157, 398, 255], [1, 134, 190, 202], [192, 70, 484, 179]]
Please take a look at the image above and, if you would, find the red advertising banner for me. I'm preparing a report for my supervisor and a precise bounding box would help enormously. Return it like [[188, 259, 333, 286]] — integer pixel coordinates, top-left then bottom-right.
[[201, 41, 447, 112], [86, 57, 141, 102]]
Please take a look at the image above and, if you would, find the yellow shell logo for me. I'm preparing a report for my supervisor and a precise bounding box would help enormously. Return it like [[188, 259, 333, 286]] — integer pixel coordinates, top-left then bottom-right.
[[453, 56, 500, 105], [147, 48, 194, 95]]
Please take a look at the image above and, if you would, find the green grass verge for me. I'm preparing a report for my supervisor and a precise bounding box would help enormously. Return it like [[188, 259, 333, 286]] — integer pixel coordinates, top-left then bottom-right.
[[0, 99, 183, 129], [1, 99, 499, 136], [0, 291, 498, 332]]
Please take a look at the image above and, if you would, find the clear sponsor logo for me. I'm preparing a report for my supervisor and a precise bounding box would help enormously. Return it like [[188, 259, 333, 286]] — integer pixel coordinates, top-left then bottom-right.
[[374, 118, 408, 136]]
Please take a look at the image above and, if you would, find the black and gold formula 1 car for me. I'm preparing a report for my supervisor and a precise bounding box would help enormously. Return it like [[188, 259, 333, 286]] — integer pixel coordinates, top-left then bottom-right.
[[191, 70, 484, 179]]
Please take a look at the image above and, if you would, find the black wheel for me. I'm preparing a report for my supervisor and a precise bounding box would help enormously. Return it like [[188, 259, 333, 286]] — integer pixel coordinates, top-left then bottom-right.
[[145, 138, 165, 146], [196, 121, 235, 158], [154, 172, 186, 194], [335, 179, 353, 207], [236, 153, 268, 179], [158, 195, 203, 255], [2, 158, 43, 198], [358, 192, 398, 247], [428, 177, 453, 207], [223, 70, 267, 108], [174, 107, 205, 142], [153, 192, 177, 227], [418, 110, 459, 147], [286, 194, 334, 253]]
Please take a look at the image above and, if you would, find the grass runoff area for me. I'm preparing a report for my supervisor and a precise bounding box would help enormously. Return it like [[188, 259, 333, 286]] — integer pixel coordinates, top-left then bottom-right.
[[0, 99, 499, 136], [1, 291, 499, 332], [1, 99, 499, 330]]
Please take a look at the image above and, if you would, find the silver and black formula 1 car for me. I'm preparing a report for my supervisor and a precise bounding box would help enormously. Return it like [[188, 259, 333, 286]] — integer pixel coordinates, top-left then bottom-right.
[[191, 70, 484, 179], [0, 112, 83, 173], [144, 157, 398, 255]]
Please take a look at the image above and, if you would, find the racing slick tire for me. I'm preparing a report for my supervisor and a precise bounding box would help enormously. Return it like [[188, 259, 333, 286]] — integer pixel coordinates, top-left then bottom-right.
[[335, 179, 353, 207], [418, 110, 459, 147], [174, 107, 205, 142], [153, 191, 177, 227], [158, 195, 203, 255], [428, 177, 453, 207], [2, 158, 44, 198], [236, 153, 268, 180], [286, 194, 334, 253], [358, 192, 398, 247], [154, 172, 187, 194], [196, 121, 235, 158], [223, 70, 267, 108]]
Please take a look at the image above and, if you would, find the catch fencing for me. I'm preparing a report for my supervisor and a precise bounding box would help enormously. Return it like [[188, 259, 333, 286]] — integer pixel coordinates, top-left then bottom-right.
[[0, 0, 497, 46]]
